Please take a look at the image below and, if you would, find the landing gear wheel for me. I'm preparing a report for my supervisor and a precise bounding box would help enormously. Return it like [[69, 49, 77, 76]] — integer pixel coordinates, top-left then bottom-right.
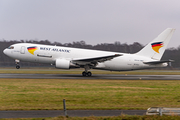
[[82, 71, 92, 77], [16, 65, 20, 69], [82, 71, 87, 76], [87, 72, 92, 76]]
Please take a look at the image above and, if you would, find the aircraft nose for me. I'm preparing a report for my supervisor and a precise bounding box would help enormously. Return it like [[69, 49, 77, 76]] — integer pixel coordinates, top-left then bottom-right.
[[3, 49, 7, 55]]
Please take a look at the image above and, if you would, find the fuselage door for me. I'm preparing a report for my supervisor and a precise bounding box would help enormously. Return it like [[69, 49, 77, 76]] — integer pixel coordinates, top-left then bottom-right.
[[20, 46, 25, 54]]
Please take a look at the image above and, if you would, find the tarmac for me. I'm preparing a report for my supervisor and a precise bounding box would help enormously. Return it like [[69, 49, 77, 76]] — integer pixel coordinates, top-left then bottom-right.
[[0, 110, 146, 118], [0, 73, 180, 80]]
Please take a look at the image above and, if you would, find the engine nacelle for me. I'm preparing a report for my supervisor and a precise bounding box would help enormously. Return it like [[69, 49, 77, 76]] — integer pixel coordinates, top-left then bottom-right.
[[55, 59, 70, 69]]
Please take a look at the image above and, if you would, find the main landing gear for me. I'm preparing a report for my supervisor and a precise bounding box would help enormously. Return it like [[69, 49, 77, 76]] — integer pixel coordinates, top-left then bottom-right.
[[15, 59, 20, 69], [82, 71, 92, 77], [82, 65, 92, 76]]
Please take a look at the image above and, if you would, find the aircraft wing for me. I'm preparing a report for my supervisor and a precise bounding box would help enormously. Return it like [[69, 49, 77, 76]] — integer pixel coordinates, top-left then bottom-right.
[[72, 54, 122, 66], [143, 60, 174, 65]]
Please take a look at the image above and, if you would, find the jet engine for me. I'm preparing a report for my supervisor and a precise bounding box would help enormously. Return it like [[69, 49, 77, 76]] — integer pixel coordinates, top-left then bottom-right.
[[55, 59, 70, 69]]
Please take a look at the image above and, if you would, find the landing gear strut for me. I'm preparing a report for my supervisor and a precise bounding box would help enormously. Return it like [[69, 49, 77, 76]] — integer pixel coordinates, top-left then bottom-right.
[[15, 59, 20, 69], [82, 71, 92, 77]]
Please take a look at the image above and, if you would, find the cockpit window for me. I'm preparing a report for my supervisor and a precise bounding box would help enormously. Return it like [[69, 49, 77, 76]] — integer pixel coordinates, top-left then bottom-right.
[[8, 46, 14, 49]]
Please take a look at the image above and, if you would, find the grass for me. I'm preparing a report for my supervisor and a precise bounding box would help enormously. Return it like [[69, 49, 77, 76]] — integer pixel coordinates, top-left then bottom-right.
[[0, 78, 180, 110], [1, 69, 180, 119]]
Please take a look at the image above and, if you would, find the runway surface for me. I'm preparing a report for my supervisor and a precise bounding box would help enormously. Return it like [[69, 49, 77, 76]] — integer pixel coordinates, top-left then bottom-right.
[[0, 110, 146, 118], [0, 73, 180, 80]]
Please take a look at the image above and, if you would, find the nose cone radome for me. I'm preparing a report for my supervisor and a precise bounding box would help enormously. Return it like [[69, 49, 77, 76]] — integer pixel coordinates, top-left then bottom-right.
[[3, 49, 7, 55], [3, 49, 10, 57]]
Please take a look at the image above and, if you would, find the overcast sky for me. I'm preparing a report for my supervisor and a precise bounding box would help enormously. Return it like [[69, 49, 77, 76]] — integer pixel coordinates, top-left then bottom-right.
[[0, 0, 180, 48]]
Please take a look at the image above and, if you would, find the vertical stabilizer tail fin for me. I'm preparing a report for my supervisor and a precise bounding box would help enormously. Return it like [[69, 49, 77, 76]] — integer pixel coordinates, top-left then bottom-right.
[[136, 28, 175, 60]]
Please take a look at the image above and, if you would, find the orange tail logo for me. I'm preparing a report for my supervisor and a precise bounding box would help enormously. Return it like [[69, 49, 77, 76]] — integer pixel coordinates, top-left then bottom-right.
[[151, 42, 163, 53], [27, 46, 37, 55]]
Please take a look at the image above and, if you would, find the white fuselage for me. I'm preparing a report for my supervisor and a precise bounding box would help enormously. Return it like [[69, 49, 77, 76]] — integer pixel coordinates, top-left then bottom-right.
[[3, 43, 167, 71]]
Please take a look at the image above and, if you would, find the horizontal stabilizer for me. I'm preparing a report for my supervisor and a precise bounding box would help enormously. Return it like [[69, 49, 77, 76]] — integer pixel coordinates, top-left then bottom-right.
[[143, 60, 174, 65]]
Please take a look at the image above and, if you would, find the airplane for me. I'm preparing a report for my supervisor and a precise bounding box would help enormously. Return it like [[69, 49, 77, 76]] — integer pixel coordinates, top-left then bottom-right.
[[3, 28, 175, 76]]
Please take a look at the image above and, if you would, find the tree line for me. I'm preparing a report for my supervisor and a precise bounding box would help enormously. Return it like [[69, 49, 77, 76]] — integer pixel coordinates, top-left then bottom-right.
[[0, 40, 180, 68]]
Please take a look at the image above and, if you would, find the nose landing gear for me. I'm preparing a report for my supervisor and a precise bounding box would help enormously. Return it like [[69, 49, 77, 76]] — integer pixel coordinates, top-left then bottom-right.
[[15, 59, 20, 69]]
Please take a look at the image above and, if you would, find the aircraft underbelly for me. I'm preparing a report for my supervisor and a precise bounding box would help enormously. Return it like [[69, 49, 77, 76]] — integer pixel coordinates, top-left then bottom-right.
[[102, 57, 134, 71]]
